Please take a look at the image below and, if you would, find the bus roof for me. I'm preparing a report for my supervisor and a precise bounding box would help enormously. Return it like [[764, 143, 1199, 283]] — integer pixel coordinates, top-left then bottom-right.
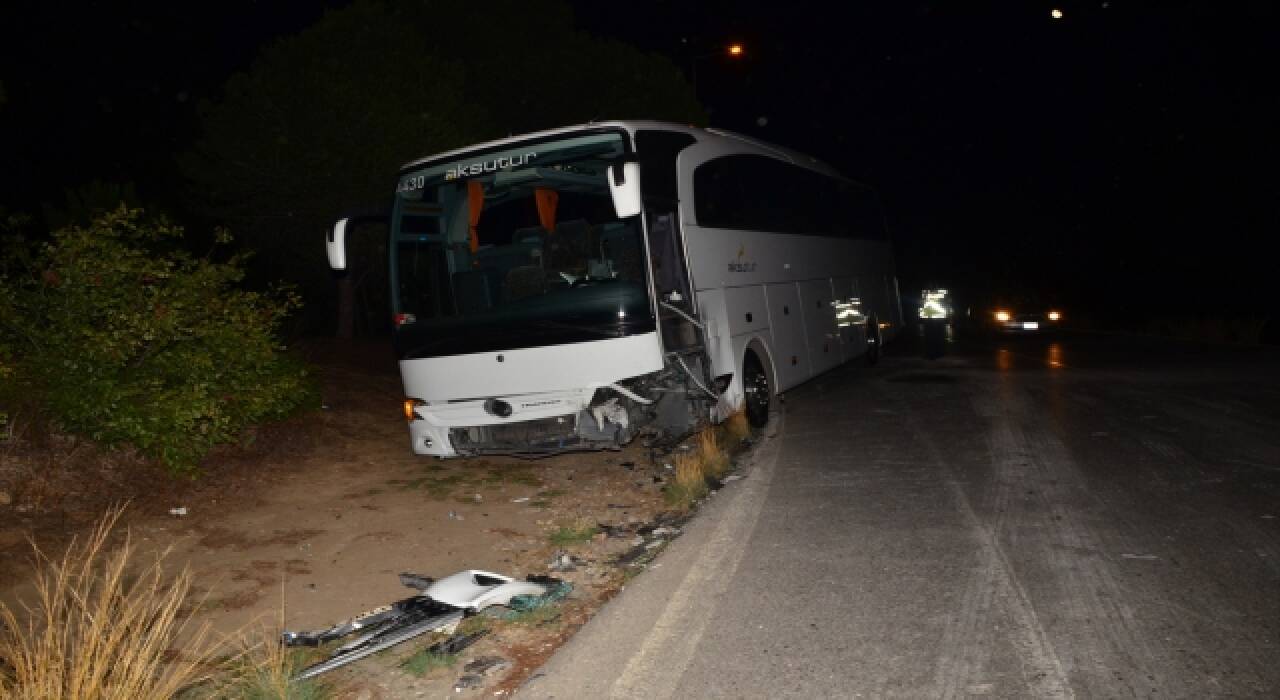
[[398, 120, 842, 179]]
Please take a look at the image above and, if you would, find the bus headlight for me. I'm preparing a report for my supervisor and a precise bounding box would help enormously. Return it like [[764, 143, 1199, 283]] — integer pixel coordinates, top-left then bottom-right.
[[995, 310, 1011, 322]]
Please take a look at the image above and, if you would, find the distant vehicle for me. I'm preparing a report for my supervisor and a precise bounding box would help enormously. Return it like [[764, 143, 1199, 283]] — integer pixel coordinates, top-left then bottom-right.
[[918, 288, 953, 322], [917, 288, 954, 358], [326, 121, 902, 457], [988, 303, 1064, 333]]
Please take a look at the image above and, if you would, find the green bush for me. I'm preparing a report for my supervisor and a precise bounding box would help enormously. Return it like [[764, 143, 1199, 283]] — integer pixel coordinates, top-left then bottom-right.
[[1, 207, 316, 472], [0, 209, 32, 438]]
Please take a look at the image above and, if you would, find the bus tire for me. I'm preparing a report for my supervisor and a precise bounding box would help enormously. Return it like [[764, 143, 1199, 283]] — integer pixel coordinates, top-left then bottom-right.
[[866, 317, 883, 366], [743, 350, 771, 428]]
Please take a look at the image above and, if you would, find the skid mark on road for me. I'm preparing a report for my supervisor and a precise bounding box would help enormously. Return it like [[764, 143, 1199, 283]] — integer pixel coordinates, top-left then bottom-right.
[[976, 379, 1167, 697], [883, 384, 1073, 699]]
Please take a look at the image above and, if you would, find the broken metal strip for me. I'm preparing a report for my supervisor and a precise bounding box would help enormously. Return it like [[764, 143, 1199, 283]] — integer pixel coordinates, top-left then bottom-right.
[[282, 595, 444, 647], [673, 355, 716, 399], [292, 609, 465, 681], [659, 301, 705, 329], [586, 382, 654, 405]]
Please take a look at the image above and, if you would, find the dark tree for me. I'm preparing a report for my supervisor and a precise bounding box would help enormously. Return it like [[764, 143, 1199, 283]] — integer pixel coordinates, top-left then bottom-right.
[[182, 0, 703, 338]]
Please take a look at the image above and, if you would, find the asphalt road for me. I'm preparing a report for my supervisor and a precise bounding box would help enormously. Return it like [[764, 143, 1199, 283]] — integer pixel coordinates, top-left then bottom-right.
[[519, 330, 1280, 699]]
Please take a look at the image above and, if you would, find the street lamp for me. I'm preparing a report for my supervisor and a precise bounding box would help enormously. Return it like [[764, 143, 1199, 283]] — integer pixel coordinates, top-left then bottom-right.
[[688, 42, 746, 102]]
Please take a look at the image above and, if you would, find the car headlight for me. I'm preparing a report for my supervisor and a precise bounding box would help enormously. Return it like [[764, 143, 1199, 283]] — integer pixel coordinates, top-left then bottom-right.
[[1048, 311, 1061, 321], [995, 310, 1011, 322]]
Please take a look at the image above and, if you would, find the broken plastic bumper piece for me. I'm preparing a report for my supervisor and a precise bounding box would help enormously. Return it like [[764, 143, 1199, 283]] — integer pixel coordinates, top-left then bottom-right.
[[282, 570, 564, 680]]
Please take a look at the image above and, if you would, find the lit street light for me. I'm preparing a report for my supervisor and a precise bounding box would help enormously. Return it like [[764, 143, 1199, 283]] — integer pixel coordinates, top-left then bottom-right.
[[687, 41, 747, 102]]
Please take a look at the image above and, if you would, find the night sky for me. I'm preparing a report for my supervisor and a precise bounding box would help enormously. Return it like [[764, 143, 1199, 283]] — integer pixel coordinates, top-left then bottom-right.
[[3, 1, 1276, 319]]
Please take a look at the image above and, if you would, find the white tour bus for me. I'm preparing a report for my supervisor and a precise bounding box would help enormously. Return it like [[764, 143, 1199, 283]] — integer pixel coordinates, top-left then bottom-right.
[[326, 121, 901, 457]]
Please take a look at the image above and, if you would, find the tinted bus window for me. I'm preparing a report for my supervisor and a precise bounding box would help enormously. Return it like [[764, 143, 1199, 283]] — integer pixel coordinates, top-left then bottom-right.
[[637, 130, 696, 205], [694, 154, 886, 240]]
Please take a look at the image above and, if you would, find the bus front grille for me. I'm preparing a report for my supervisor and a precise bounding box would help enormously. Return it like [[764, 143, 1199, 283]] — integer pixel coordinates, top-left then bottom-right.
[[450, 417, 581, 453]]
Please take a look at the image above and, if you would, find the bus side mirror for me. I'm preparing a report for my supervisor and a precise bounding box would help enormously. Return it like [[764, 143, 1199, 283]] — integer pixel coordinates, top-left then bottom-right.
[[607, 162, 642, 219], [327, 218, 348, 270]]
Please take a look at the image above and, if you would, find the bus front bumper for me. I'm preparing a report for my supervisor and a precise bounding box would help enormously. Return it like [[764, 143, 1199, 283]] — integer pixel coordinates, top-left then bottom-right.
[[406, 389, 636, 458]]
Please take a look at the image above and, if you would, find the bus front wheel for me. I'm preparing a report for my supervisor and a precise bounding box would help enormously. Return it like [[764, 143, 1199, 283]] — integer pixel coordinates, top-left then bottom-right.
[[743, 351, 771, 428]]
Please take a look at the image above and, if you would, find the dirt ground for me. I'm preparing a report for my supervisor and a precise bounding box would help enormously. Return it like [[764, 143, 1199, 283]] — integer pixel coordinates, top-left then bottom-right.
[[0, 339, 700, 697]]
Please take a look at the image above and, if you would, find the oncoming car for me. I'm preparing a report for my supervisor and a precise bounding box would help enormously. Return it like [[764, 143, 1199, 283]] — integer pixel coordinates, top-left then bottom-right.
[[989, 306, 1064, 333]]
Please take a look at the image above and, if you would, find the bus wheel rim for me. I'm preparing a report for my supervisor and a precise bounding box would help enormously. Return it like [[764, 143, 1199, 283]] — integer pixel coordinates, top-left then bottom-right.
[[744, 362, 769, 422]]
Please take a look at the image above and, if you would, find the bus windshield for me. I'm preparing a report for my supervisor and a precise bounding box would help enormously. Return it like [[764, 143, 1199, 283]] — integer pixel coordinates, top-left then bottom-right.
[[390, 131, 654, 358]]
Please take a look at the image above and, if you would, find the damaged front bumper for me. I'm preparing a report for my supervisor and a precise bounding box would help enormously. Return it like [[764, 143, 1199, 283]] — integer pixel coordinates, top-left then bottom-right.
[[407, 386, 645, 458]]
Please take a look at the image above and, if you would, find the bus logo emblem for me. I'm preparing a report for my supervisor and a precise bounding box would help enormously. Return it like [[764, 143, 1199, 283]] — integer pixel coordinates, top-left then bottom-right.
[[729, 244, 756, 272]]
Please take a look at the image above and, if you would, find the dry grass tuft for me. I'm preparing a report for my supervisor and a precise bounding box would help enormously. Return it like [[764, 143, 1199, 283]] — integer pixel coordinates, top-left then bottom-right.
[[723, 407, 751, 443], [664, 452, 708, 509], [0, 506, 219, 699], [202, 623, 329, 700], [696, 428, 729, 479]]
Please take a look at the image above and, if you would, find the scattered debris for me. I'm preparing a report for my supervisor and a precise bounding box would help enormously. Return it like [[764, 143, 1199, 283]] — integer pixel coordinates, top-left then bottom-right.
[[595, 523, 631, 538], [494, 576, 573, 620], [1263, 515, 1276, 520], [620, 461, 636, 470], [283, 570, 555, 679], [399, 572, 435, 590], [455, 655, 512, 690], [636, 513, 687, 535], [428, 629, 488, 656], [511, 497, 531, 503], [722, 474, 743, 482], [449, 510, 464, 520], [547, 551, 583, 572], [615, 543, 653, 568], [0, 490, 12, 506], [1120, 553, 1160, 560], [168, 507, 188, 517]]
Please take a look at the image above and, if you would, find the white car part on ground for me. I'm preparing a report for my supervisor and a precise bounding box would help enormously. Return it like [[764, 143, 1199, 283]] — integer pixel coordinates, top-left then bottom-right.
[[283, 570, 555, 680], [424, 569, 554, 610]]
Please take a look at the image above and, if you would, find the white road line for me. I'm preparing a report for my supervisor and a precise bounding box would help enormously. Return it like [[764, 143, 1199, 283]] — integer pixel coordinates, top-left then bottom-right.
[[607, 413, 784, 700]]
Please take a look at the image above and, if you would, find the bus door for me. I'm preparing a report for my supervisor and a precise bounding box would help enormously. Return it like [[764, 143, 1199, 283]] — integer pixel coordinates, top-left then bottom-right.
[[637, 130, 700, 352]]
